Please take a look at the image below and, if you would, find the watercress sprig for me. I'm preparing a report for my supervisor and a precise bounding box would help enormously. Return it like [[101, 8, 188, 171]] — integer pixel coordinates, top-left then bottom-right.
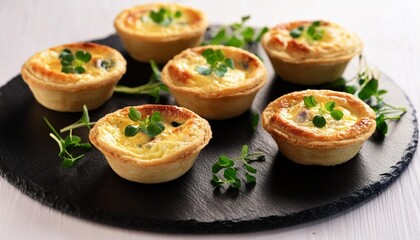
[[43, 105, 94, 167], [196, 48, 234, 77], [303, 95, 344, 128], [326, 56, 407, 135], [149, 7, 182, 26], [114, 61, 169, 102], [124, 107, 165, 138], [290, 20, 325, 41], [59, 49, 92, 74], [202, 16, 268, 49], [211, 145, 265, 189]]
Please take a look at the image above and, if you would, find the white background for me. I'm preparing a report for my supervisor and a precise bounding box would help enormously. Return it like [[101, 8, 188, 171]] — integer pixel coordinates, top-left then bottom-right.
[[0, 0, 419, 239]]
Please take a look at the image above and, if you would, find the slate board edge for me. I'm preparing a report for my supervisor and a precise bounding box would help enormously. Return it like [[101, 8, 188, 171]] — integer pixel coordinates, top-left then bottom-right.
[[0, 68, 418, 234]]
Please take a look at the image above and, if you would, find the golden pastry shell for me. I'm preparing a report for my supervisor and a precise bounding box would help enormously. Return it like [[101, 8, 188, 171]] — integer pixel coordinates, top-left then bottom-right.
[[161, 45, 268, 120], [21, 42, 126, 112], [89, 104, 212, 183], [261, 20, 363, 86], [262, 90, 376, 166], [114, 3, 208, 64]]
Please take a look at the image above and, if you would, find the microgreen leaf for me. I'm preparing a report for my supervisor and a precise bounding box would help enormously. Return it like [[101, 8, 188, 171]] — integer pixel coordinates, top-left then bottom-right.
[[251, 112, 259, 130], [290, 21, 324, 41], [145, 122, 165, 137], [218, 155, 234, 167], [149, 7, 182, 26], [324, 101, 335, 112], [59, 49, 91, 74], [214, 64, 228, 77], [202, 16, 268, 49], [345, 85, 357, 95], [376, 114, 388, 135], [125, 125, 138, 136], [358, 78, 379, 100], [44, 106, 94, 167], [124, 110, 165, 138], [245, 164, 257, 174], [128, 107, 141, 122], [226, 37, 242, 47], [241, 145, 249, 158], [245, 172, 256, 183], [313, 115, 327, 128], [211, 175, 223, 186], [290, 28, 303, 38], [196, 48, 234, 77], [73, 66, 86, 74], [224, 167, 237, 181], [330, 110, 344, 120], [210, 145, 265, 190], [212, 163, 223, 174], [241, 27, 255, 42], [75, 50, 92, 63], [302, 96, 343, 127], [303, 95, 317, 108], [114, 61, 168, 103], [327, 56, 406, 135]]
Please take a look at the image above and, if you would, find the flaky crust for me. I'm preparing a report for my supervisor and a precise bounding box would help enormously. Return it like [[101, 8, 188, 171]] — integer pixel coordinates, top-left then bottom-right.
[[21, 42, 126, 112], [89, 104, 212, 183], [261, 20, 363, 85], [262, 90, 376, 166], [161, 45, 267, 119], [114, 3, 208, 63]]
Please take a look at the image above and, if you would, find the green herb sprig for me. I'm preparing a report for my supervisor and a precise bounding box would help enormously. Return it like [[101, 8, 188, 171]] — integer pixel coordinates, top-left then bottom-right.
[[114, 61, 169, 102], [303, 95, 344, 128], [43, 105, 94, 167], [251, 112, 259, 131], [326, 56, 407, 135], [196, 48, 234, 77], [59, 49, 92, 74], [211, 145, 265, 189], [124, 107, 165, 138], [202, 16, 268, 49], [149, 8, 182, 26], [290, 20, 325, 41]]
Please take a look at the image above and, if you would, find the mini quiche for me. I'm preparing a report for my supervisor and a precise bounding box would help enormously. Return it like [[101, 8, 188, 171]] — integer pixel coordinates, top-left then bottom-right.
[[262, 90, 376, 166], [161, 45, 267, 120], [262, 20, 363, 85], [21, 42, 126, 112], [114, 3, 208, 63], [89, 104, 212, 183]]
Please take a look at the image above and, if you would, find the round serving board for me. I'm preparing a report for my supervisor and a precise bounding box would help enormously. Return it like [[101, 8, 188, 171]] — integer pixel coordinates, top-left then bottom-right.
[[0, 32, 417, 233]]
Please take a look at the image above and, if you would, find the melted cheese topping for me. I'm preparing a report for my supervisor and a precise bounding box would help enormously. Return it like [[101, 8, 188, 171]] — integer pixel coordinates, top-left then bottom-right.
[[169, 49, 259, 93], [265, 21, 362, 62], [99, 113, 203, 160], [26, 44, 122, 85], [49, 47, 114, 81], [119, 4, 203, 37], [281, 100, 358, 135]]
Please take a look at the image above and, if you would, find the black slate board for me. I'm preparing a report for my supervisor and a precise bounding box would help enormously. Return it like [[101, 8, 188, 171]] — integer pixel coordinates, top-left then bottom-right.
[[0, 32, 418, 233]]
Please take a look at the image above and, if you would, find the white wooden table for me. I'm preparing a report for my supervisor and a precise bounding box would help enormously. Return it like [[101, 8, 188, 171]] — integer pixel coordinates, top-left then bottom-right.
[[1, 0, 419, 239]]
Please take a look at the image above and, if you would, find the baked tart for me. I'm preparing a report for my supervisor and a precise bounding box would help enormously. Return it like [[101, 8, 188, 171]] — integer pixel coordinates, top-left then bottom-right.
[[262, 20, 363, 85], [161, 45, 267, 120], [114, 3, 208, 64], [262, 90, 376, 166], [21, 42, 126, 112], [89, 104, 212, 183]]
